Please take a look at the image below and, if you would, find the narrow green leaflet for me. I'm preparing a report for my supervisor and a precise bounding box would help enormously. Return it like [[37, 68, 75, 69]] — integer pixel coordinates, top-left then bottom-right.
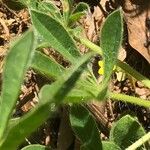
[[31, 51, 64, 79], [70, 104, 102, 150], [0, 30, 34, 139], [102, 141, 121, 150], [31, 10, 80, 63], [110, 115, 146, 149], [100, 9, 123, 80], [0, 53, 93, 150], [21, 144, 49, 150], [0, 103, 51, 150], [97, 9, 123, 99]]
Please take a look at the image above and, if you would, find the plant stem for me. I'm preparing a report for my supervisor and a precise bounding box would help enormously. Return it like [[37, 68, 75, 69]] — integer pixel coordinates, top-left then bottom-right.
[[80, 38, 102, 55], [79, 37, 150, 89], [109, 92, 150, 108], [117, 60, 150, 89], [126, 132, 150, 150]]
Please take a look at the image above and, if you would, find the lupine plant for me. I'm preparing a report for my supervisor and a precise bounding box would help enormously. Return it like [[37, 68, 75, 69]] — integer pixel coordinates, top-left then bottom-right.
[[0, 0, 150, 149]]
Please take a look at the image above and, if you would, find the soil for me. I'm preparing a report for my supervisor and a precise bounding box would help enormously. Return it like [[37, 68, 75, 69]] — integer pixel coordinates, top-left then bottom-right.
[[0, 0, 150, 149]]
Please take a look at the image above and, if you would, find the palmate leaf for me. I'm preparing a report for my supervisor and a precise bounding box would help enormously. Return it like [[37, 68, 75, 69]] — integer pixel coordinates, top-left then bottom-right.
[[0, 53, 93, 150], [30, 10, 80, 63], [0, 29, 35, 139], [70, 104, 102, 150]]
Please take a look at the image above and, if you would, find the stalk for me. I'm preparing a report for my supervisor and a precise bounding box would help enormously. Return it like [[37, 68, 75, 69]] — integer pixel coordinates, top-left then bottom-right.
[[109, 92, 150, 108], [126, 132, 150, 150]]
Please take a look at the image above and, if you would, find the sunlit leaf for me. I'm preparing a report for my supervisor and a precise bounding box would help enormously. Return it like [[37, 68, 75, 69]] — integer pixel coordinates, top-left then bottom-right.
[[110, 115, 146, 149], [0, 53, 93, 150], [100, 9, 123, 80], [31, 10, 80, 63], [97, 9, 123, 100], [0, 29, 35, 139]]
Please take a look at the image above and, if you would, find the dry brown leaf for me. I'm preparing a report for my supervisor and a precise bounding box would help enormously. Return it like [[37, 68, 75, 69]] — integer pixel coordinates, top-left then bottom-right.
[[122, 0, 150, 63]]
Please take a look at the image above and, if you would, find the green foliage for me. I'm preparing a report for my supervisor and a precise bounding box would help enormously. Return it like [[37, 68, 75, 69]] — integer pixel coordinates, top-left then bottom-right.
[[69, 2, 89, 24], [32, 1, 62, 21], [100, 9, 123, 81], [39, 52, 93, 104], [30, 10, 80, 63], [102, 141, 121, 150], [0, 1, 150, 149], [96, 9, 123, 100], [31, 51, 64, 79], [0, 53, 92, 150], [110, 115, 146, 149], [0, 30, 35, 139], [21, 144, 49, 150], [70, 104, 102, 150]]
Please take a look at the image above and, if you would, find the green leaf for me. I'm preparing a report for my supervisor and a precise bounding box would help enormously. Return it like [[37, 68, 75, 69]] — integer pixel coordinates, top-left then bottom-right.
[[102, 141, 121, 150], [110, 115, 146, 149], [39, 52, 93, 104], [69, 2, 89, 24], [31, 10, 80, 63], [64, 71, 100, 103], [0, 29, 34, 139], [31, 51, 64, 79], [69, 12, 86, 24], [100, 9, 123, 80], [0, 53, 93, 150], [97, 9, 123, 100], [21, 144, 49, 150], [70, 104, 102, 150], [73, 2, 89, 14], [0, 104, 52, 150], [35, 1, 62, 21]]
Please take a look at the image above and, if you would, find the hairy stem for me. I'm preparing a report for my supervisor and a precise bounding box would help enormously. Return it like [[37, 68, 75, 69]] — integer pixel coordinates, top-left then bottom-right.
[[109, 92, 150, 108], [117, 60, 150, 89], [126, 132, 150, 150]]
